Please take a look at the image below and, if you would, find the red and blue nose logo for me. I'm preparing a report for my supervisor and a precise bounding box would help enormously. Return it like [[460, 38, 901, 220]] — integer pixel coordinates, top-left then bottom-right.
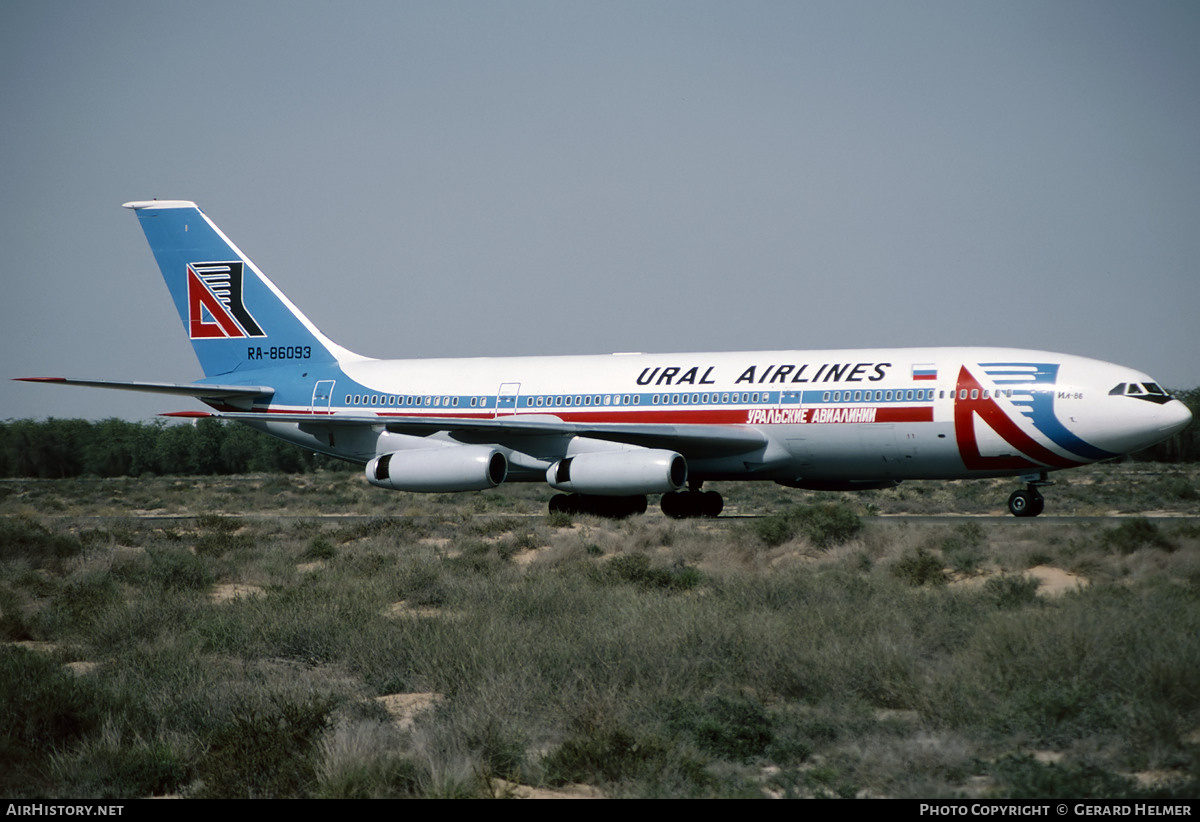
[[954, 363, 1114, 470]]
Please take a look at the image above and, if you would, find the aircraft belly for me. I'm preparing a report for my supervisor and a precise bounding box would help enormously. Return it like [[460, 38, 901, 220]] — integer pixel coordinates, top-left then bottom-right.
[[773, 421, 960, 481], [246, 420, 378, 463]]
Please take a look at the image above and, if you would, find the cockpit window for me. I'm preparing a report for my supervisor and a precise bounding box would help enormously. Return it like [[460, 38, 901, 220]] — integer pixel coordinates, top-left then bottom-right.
[[1112, 381, 1175, 403]]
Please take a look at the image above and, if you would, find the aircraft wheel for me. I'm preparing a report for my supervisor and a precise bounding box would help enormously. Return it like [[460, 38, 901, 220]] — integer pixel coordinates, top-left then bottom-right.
[[1008, 490, 1040, 518], [661, 491, 722, 518], [701, 491, 724, 518], [557, 494, 647, 518], [1028, 492, 1045, 517], [661, 492, 686, 519]]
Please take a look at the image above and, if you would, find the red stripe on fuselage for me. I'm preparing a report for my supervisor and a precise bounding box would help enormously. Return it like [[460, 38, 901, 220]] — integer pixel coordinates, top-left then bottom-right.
[[234, 405, 934, 426]]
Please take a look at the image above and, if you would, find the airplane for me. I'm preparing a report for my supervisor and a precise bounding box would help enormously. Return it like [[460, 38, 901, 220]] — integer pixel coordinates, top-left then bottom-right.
[[18, 200, 1193, 518]]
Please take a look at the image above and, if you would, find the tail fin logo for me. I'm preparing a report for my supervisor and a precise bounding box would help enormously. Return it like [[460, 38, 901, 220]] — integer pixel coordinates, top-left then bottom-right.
[[186, 262, 266, 339]]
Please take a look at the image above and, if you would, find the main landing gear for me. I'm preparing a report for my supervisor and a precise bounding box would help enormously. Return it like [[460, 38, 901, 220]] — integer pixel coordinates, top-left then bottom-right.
[[660, 484, 724, 519], [1007, 472, 1053, 518], [549, 494, 648, 518]]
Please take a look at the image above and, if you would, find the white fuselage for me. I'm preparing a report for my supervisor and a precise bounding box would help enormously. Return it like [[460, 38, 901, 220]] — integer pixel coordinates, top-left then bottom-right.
[[236, 346, 1191, 487]]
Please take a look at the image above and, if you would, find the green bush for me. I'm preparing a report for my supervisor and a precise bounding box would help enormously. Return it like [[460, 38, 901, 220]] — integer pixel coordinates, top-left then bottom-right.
[[1100, 518, 1176, 554], [984, 574, 1040, 608], [0, 647, 112, 794], [891, 546, 946, 586], [751, 503, 863, 548], [302, 536, 337, 560], [0, 516, 82, 567], [196, 694, 339, 798], [752, 512, 796, 547], [542, 724, 673, 786], [604, 553, 701, 591], [666, 694, 773, 763], [54, 740, 190, 799]]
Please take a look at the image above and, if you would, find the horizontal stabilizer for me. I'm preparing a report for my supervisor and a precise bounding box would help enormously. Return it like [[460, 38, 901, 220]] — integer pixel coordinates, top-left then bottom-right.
[[14, 377, 274, 400]]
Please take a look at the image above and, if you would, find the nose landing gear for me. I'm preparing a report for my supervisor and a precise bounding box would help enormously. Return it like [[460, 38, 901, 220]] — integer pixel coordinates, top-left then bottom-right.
[[1008, 472, 1053, 517]]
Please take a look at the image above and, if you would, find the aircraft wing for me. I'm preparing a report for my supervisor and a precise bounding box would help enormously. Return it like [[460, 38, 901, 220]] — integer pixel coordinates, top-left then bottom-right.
[[14, 377, 275, 400], [208, 411, 768, 459]]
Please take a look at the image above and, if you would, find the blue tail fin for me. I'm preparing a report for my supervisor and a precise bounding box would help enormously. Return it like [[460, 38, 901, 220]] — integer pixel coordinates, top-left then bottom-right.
[[123, 200, 362, 377]]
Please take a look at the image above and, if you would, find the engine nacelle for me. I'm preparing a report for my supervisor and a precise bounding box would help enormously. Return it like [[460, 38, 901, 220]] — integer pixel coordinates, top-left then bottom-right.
[[366, 446, 508, 492], [546, 449, 686, 495]]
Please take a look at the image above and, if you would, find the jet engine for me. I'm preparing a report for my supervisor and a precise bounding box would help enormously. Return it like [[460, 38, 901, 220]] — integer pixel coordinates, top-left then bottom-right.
[[366, 446, 508, 492], [547, 449, 686, 495]]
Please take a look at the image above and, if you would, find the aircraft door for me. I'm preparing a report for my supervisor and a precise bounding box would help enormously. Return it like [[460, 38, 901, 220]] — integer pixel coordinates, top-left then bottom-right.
[[779, 390, 803, 421], [495, 383, 521, 417], [860, 424, 899, 474], [311, 380, 336, 414]]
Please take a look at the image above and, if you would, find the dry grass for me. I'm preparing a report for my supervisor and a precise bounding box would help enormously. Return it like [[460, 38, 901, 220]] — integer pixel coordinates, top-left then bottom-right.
[[1, 465, 1198, 798]]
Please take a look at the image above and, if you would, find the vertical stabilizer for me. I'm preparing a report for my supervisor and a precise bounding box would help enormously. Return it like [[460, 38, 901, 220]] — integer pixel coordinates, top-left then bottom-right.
[[123, 200, 364, 377]]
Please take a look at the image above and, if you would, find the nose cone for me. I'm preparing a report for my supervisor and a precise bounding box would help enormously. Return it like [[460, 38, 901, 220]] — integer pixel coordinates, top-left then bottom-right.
[[1159, 397, 1194, 440], [1103, 396, 1193, 455]]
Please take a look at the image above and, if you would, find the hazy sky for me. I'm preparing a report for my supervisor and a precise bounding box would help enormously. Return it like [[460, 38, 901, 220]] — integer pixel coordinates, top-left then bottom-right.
[[3, 1, 1198, 421]]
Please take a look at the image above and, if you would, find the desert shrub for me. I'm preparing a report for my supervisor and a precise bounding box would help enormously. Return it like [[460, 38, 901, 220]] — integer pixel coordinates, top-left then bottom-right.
[[603, 553, 702, 591], [196, 694, 339, 798], [465, 716, 529, 776], [0, 647, 114, 794], [504, 530, 541, 553], [542, 724, 676, 787], [1154, 476, 1199, 501], [38, 573, 121, 637], [303, 536, 337, 560], [752, 512, 796, 547], [445, 540, 508, 575], [196, 514, 241, 533], [798, 503, 864, 546], [939, 522, 985, 574], [318, 751, 423, 799], [133, 548, 215, 592], [545, 510, 573, 528], [665, 693, 773, 763], [984, 574, 1040, 608], [194, 530, 253, 557], [0, 587, 34, 641], [891, 546, 946, 586], [751, 503, 863, 548], [332, 517, 426, 545], [466, 516, 521, 538], [53, 738, 190, 799], [992, 754, 1140, 799], [1100, 518, 1176, 554], [0, 516, 82, 566]]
